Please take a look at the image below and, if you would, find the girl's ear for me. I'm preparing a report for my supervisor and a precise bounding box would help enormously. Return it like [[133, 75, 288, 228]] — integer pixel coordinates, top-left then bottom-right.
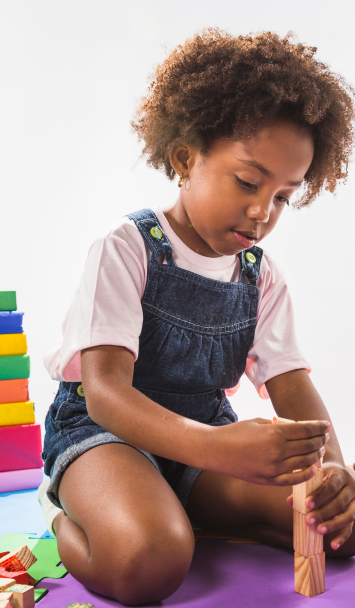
[[169, 143, 198, 176]]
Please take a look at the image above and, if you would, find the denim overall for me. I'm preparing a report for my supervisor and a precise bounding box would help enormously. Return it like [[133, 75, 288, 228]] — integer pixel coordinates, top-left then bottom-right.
[[43, 208, 263, 511]]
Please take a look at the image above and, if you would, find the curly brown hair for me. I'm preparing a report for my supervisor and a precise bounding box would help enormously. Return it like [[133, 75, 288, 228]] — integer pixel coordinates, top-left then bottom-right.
[[131, 28, 355, 207]]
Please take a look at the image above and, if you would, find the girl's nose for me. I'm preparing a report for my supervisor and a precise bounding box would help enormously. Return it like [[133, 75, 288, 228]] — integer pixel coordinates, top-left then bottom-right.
[[246, 196, 271, 224]]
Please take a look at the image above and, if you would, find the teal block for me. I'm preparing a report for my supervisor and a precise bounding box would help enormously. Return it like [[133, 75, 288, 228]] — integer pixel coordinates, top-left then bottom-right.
[[0, 291, 17, 312], [0, 354, 30, 380]]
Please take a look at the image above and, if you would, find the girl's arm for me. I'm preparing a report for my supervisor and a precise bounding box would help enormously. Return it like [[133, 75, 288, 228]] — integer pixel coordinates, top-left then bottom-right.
[[266, 368, 344, 466], [266, 368, 355, 550], [81, 344, 213, 470], [82, 344, 328, 486]]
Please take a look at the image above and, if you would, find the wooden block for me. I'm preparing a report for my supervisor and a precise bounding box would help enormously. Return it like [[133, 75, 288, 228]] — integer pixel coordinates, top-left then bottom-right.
[[0, 356, 30, 382], [272, 416, 295, 424], [293, 468, 323, 514], [0, 379, 28, 405], [295, 551, 325, 597], [0, 600, 12, 607], [0, 335, 27, 357], [0, 293, 17, 312], [0, 547, 36, 572], [0, 581, 15, 593], [0, 425, 43, 472], [0, 402, 35, 427], [0, 593, 14, 607], [5, 585, 34, 608], [64, 604, 95, 608], [0, 574, 27, 588], [293, 511, 323, 557]]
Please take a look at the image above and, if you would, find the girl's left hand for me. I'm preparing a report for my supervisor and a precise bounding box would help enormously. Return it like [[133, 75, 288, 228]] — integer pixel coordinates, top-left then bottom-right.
[[287, 462, 355, 550]]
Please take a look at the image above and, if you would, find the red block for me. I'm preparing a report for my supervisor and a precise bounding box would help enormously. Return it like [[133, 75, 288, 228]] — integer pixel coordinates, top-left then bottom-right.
[[0, 424, 43, 472], [0, 568, 28, 585]]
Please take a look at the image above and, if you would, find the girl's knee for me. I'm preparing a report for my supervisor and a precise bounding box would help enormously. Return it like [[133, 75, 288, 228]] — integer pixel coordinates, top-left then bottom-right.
[[110, 527, 195, 605]]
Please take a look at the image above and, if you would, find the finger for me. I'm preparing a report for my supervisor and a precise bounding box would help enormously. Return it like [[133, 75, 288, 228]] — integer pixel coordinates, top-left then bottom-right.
[[315, 502, 355, 536], [305, 474, 348, 511], [281, 420, 331, 440], [286, 493, 293, 506], [279, 446, 325, 475], [306, 485, 355, 526], [282, 434, 329, 459], [273, 464, 319, 487], [330, 523, 354, 550]]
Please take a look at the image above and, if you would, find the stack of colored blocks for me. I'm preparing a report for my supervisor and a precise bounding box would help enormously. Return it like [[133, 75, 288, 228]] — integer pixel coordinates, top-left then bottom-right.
[[0, 292, 43, 493]]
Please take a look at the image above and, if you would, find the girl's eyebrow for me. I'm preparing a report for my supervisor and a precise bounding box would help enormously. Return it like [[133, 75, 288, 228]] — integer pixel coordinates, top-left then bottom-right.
[[236, 158, 303, 187]]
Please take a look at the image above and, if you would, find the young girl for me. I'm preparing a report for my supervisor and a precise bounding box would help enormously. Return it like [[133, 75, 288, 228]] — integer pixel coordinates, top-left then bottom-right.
[[39, 29, 355, 606]]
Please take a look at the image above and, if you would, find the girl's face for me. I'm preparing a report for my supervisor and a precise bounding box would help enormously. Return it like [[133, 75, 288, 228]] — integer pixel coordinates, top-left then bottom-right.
[[167, 118, 314, 258]]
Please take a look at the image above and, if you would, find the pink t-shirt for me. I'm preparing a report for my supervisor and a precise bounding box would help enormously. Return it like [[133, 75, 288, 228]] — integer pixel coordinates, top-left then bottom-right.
[[44, 206, 310, 399]]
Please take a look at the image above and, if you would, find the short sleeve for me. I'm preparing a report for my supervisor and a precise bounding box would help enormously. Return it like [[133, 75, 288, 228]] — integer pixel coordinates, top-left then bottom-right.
[[44, 221, 147, 381], [244, 252, 311, 399]]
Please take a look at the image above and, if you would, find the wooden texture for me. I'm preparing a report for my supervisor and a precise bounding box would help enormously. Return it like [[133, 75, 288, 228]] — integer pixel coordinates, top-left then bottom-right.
[[294, 551, 325, 597], [293, 468, 323, 514], [293, 511, 323, 557], [5, 585, 34, 608], [0, 547, 36, 573], [272, 416, 295, 424], [0, 573, 27, 588], [0, 580, 16, 593], [0, 593, 13, 608]]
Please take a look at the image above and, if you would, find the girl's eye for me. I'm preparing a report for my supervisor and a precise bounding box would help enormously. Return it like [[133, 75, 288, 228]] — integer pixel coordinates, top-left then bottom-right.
[[236, 176, 290, 206], [276, 196, 290, 206], [235, 176, 257, 190]]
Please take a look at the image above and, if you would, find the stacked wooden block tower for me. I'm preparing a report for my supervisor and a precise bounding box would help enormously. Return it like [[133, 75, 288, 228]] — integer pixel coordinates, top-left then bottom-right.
[[0, 291, 43, 493], [273, 416, 325, 597]]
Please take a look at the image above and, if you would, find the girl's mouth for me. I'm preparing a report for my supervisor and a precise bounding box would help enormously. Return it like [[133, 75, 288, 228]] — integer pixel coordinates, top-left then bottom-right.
[[231, 230, 256, 248]]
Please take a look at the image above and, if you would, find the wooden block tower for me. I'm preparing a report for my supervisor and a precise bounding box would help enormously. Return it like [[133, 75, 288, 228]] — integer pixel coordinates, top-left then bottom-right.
[[272, 416, 325, 597], [0, 292, 43, 493]]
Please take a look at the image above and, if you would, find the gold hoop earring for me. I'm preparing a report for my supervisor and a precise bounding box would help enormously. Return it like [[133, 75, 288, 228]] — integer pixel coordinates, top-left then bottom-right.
[[178, 173, 184, 188]]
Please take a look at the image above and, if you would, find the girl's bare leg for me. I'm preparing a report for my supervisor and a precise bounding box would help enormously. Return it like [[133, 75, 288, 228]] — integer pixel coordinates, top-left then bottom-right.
[[186, 470, 355, 558], [54, 443, 195, 606]]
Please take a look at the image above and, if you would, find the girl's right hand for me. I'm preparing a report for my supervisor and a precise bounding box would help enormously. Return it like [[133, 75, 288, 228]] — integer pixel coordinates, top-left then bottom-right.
[[209, 418, 330, 485]]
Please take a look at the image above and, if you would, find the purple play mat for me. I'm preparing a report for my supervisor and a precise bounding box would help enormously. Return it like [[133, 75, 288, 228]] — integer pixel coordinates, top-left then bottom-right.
[[35, 537, 355, 607]]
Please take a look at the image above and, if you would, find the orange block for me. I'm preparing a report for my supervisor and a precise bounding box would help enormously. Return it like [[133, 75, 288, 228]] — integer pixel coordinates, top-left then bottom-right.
[[0, 380, 28, 405]]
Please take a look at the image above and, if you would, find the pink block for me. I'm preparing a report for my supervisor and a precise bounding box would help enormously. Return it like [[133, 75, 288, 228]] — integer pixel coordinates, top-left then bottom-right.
[[0, 467, 43, 492], [0, 424, 43, 472]]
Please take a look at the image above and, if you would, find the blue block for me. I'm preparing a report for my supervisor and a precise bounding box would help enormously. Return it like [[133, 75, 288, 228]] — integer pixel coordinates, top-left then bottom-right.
[[0, 311, 24, 334]]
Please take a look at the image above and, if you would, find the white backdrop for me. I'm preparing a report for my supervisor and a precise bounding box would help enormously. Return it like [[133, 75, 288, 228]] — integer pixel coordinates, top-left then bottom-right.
[[0, 0, 354, 462]]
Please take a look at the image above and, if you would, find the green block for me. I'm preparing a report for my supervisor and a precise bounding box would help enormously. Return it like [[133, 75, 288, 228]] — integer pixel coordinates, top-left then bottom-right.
[[0, 291, 17, 311], [0, 354, 30, 380]]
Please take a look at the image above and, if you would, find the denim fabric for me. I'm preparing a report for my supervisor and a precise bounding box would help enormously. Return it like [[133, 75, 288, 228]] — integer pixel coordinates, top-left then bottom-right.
[[42, 208, 263, 512]]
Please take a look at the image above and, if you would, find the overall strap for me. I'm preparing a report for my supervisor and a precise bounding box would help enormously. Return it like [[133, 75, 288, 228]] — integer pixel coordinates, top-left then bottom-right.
[[237, 246, 263, 285], [125, 208, 176, 267]]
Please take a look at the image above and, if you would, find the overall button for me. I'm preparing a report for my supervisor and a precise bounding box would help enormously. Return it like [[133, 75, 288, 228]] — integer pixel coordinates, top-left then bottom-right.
[[150, 226, 163, 240], [245, 252, 256, 264], [77, 384, 85, 397]]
